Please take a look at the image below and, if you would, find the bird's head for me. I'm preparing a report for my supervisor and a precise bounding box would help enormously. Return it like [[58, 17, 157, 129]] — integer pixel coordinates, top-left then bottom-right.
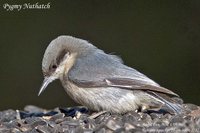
[[38, 35, 95, 96]]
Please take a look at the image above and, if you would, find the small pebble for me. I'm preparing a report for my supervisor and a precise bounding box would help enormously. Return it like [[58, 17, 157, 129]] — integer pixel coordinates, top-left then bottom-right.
[[0, 104, 199, 132], [105, 118, 121, 131], [150, 113, 163, 119], [49, 113, 64, 121], [0, 110, 17, 122], [170, 115, 185, 124], [35, 125, 54, 133], [183, 103, 199, 111], [124, 122, 135, 130], [24, 105, 47, 113]]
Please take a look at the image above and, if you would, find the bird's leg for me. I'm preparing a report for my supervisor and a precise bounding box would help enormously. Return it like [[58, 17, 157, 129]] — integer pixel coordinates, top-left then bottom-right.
[[141, 104, 163, 113]]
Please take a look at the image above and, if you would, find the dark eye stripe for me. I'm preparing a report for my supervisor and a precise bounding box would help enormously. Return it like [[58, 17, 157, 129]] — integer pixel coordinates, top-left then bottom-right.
[[56, 49, 68, 64]]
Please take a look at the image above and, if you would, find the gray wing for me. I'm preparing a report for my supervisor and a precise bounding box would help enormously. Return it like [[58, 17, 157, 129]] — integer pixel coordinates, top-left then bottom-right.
[[68, 50, 178, 97], [70, 77, 178, 97]]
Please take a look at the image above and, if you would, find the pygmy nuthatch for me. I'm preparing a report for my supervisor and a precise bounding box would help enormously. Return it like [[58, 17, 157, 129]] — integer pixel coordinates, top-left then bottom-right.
[[39, 35, 182, 114]]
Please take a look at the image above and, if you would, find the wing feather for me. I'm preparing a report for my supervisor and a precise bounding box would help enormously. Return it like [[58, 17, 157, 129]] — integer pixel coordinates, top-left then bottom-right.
[[70, 77, 179, 97], [68, 50, 179, 97]]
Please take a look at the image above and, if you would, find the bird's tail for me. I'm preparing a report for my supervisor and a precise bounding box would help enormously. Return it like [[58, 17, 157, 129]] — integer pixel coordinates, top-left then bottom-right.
[[149, 91, 183, 114]]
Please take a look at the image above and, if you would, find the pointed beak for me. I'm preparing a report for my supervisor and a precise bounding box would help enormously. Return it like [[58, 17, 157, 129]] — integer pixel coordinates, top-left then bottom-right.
[[38, 76, 56, 96]]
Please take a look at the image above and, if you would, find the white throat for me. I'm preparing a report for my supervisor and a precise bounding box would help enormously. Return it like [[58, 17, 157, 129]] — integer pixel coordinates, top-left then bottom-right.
[[56, 53, 77, 79]]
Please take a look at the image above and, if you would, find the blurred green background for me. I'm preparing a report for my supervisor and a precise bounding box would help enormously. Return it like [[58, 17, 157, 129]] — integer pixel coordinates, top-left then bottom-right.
[[0, 0, 200, 110]]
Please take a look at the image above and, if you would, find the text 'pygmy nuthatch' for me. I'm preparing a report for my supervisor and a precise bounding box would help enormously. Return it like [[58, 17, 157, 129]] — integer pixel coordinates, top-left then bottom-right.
[[39, 36, 182, 114]]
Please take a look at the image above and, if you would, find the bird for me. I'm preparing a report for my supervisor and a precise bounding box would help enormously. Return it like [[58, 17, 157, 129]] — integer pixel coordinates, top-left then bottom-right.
[[38, 35, 182, 114]]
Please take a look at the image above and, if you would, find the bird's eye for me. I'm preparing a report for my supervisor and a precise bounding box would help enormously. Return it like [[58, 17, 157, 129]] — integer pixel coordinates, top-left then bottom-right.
[[52, 65, 57, 69]]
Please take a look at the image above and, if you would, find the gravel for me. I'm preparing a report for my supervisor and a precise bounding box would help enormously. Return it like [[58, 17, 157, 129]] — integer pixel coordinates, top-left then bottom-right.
[[0, 103, 200, 133]]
